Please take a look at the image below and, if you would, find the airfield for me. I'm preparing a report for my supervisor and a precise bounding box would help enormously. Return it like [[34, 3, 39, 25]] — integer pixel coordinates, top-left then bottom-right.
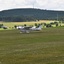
[[0, 20, 64, 64]]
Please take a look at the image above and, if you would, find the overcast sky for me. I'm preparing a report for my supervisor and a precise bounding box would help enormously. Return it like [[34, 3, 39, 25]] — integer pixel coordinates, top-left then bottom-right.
[[0, 0, 64, 11]]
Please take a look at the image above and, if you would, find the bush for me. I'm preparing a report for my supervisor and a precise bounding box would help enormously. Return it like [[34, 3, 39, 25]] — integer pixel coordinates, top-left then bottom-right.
[[50, 22, 54, 25], [24, 24, 27, 26], [0, 24, 3, 28], [35, 23, 38, 26], [2, 26, 7, 29], [46, 24, 52, 28], [14, 25, 17, 28], [56, 23, 58, 27], [54, 22, 58, 24]]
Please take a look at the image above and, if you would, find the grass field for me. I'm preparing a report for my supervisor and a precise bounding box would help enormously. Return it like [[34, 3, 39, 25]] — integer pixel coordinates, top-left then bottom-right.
[[0, 20, 58, 27], [0, 27, 64, 64], [0, 20, 64, 31]]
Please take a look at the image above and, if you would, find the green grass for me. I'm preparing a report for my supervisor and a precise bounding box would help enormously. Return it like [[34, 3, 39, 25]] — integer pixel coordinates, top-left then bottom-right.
[[0, 27, 64, 64]]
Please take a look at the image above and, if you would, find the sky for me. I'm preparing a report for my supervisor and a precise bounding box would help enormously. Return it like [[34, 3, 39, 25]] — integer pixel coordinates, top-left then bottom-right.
[[0, 0, 64, 11]]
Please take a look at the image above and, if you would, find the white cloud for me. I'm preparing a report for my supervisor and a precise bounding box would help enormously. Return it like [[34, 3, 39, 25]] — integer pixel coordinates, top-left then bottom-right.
[[0, 0, 64, 11], [36, 0, 64, 10]]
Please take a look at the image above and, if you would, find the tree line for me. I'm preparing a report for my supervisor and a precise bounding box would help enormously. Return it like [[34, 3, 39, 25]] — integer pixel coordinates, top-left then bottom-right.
[[0, 8, 64, 22]]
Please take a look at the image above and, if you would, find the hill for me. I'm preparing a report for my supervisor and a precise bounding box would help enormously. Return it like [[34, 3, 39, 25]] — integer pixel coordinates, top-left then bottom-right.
[[0, 8, 64, 22]]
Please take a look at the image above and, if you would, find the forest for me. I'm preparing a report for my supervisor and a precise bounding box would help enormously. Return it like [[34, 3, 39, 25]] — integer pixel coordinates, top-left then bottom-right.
[[0, 8, 64, 22]]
